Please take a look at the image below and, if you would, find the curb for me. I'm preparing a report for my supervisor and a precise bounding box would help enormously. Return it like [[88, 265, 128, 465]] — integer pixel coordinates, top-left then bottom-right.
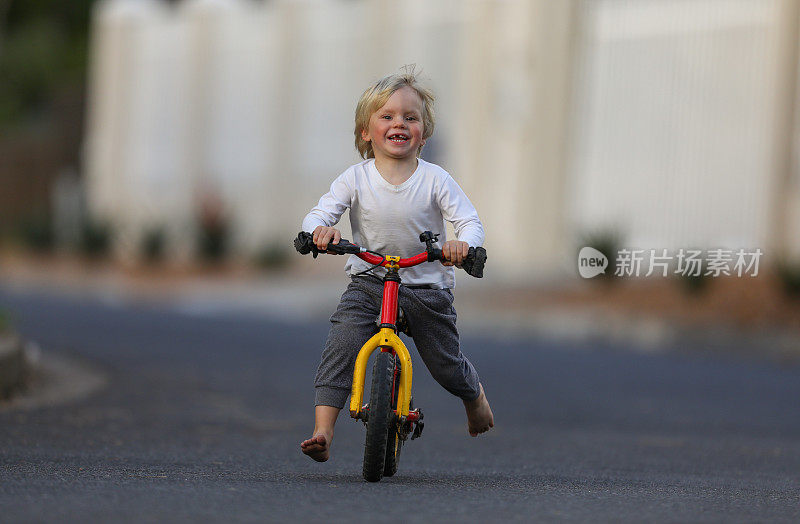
[[0, 334, 27, 398], [457, 305, 800, 363]]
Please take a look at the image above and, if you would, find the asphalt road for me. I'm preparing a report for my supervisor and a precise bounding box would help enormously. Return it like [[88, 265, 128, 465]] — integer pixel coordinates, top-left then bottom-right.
[[1, 285, 799, 522]]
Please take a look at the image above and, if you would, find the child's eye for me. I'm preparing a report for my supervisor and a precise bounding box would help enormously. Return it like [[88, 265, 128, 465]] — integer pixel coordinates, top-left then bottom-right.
[[405, 116, 417, 121], [381, 115, 391, 119]]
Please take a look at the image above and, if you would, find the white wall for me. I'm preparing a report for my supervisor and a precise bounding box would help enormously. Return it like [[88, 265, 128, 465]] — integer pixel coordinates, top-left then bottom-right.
[[567, 0, 787, 252], [84, 0, 800, 276]]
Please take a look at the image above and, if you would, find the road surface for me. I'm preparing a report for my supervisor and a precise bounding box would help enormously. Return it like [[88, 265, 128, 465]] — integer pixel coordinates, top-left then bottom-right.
[[1, 286, 798, 522]]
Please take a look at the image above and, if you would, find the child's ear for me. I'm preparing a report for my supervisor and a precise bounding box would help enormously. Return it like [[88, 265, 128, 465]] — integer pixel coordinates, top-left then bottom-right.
[[361, 128, 371, 142]]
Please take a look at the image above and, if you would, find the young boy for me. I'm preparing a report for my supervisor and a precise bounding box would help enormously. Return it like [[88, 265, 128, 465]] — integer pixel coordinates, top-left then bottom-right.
[[300, 71, 493, 462]]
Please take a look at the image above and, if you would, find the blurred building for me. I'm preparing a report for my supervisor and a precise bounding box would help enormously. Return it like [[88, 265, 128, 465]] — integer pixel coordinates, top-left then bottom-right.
[[83, 0, 800, 277]]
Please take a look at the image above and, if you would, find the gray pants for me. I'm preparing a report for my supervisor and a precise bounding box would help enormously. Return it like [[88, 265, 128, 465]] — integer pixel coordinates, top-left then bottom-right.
[[314, 276, 481, 408]]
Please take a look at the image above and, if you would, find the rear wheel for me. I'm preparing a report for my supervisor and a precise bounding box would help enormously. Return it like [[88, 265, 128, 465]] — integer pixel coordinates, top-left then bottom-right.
[[383, 361, 406, 477], [362, 350, 394, 482]]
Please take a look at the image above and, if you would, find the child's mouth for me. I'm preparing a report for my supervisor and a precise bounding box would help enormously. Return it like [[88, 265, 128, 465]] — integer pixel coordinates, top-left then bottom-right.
[[388, 134, 409, 143]]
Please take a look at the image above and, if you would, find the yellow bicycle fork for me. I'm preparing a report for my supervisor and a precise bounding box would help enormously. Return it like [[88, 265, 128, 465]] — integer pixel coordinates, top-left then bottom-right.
[[349, 327, 413, 420]]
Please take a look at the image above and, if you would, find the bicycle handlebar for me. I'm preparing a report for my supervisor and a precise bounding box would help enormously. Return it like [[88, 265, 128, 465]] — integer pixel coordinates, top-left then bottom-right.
[[293, 231, 486, 278]]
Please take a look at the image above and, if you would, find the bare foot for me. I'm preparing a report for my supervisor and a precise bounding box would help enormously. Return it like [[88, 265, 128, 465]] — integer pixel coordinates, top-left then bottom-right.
[[463, 383, 494, 437], [301, 431, 332, 462]]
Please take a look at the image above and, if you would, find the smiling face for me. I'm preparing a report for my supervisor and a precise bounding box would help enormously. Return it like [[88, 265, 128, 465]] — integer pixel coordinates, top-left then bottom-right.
[[361, 86, 426, 162]]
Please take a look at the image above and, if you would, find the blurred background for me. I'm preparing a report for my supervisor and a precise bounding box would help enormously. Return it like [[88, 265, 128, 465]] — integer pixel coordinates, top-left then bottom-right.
[[3, 4, 800, 515], [2, 0, 800, 323]]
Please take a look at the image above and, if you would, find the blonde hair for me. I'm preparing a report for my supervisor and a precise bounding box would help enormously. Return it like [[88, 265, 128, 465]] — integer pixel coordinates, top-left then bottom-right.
[[354, 68, 435, 159]]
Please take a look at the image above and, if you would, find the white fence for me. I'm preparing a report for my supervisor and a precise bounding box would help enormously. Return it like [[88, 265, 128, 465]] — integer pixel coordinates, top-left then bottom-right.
[[84, 0, 800, 276]]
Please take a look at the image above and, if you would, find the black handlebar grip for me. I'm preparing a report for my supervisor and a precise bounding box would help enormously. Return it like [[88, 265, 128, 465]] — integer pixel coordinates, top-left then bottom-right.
[[294, 231, 361, 257], [294, 231, 318, 258], [461, 246, 487, 278], [324, 239, 360, 255], [428, 247, 443, 262]]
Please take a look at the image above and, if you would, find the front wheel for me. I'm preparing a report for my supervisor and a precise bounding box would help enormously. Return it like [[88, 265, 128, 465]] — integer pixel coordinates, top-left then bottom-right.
[[383, 361, 406, 477], [362, 350, 394, 482]]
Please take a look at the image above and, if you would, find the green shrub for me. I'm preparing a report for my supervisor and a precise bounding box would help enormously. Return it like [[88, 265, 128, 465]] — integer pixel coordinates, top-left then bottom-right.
[[255, 240, 290, 270], [677, 251, 710, 295], [142, 226, 166, 263], [776, 259, 800, 298], [578, 229, 623, 282], [16, 213, 54, 253], [80, 218, 112, 258], [678, 270, 710, 294], [195, 192, 231, 263], [197, 220, 229, 262]]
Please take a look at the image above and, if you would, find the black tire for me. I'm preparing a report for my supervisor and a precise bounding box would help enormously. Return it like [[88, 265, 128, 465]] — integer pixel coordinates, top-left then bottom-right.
[[362, 350, 394, 482], [383, 361, 404, 477]]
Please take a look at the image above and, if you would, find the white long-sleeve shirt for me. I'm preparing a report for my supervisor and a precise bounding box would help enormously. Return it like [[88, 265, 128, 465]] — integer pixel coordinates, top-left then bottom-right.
[[302, 158, 484, 289]]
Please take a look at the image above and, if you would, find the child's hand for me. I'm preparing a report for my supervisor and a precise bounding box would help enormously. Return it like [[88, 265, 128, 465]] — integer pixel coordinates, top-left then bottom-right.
[[312, 226, 341, 250], [441, 240, 469, 267]]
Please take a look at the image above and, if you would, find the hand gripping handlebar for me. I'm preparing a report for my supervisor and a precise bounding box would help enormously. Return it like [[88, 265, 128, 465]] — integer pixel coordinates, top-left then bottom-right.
[[293, 231, 361, 257], [293, 231, 487, 278]]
